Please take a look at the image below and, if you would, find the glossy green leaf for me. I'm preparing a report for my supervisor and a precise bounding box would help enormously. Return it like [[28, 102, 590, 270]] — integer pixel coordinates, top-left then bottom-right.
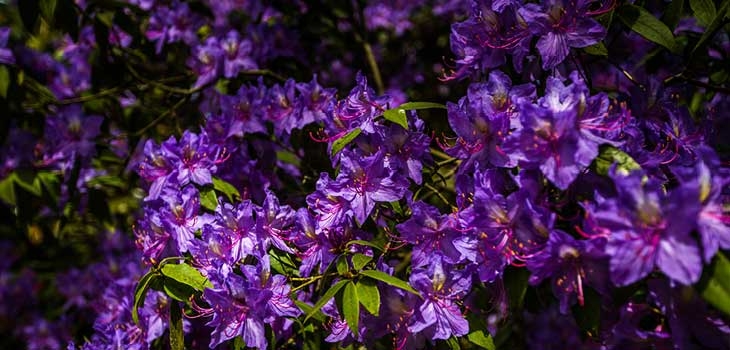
[[617, 4, 680, 53], [162, 278, 197, 302], [662, 0, 685, 29], [701, 252, 730, 316], [40, 0, 57, 23], [690, 0, 717, 26], [304, 279, 349, 322], [467, 330, 495, 350], [212, 177, 240, 202], [383, 108, 408, 129], [382, 102, 447, 130], [199, 186, 218, 211], [583, 42, 608, 56], [446, 336, 461, 350], [691, 0, 730, 55], [356, 279, 380, 316], [132, 269, 159, 324], [351, 253, 372, 271], [336, 255, 349, 274], [398, 101, 447, 111], [160, 263, 213, 291], [342, 281, 360, 335], [0, 66, 9, 98], [331, 128, 362, 156], [295, 300, 326, 323], [232, 336, 246, 350], [594, 145, 641, 176], [360, 270, 419, 296], [0, 173, 15, 205], [345, 239, 385, 252]]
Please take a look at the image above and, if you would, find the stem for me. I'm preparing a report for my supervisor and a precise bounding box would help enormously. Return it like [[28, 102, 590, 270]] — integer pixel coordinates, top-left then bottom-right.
[[424, 183, 451, 206], [664, 73, 730, 94], [169, 301, 185, 350], [132, 97, 188, 136], [430, 147, 452, 160], [363, 42, 385, 95]]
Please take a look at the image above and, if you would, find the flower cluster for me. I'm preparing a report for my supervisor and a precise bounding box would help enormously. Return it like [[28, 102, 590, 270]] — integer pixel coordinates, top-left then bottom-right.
[[1, 0, 729, 349]]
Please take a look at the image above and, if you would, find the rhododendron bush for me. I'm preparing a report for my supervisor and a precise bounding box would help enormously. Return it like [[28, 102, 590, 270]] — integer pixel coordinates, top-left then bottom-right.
[[1, 0, 730, 349]]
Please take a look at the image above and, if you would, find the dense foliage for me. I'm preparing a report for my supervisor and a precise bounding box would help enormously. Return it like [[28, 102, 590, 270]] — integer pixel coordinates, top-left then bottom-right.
[[1, 0, 730, 349]]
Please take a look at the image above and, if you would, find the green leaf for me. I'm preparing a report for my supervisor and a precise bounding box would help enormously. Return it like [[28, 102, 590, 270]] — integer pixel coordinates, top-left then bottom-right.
[[232, 336, 246, 350], [40, 0, 57, 23], [691, 0, 730, 55], [0, 173, 17, 205], [305, 279, 349, 322], [132, 270, 159, 324], [345, 239, 385, 252], [336, 255, 349, 274], [276, 150, 301, 167], [390, 200, 404, 216], [690, 0, 717, 26], [356, 279, 380, 316], [160, 263, 213, 291], [14, 170, 43, 197], [0, 66, 9, 98], [199, 186, 218, 211], [617, 4, 680, 53], [398, 101, 447, 111], [212, 177, 240, 202], [701, 252, 730, 316], [594, 145, 641, 176], [295, 300, 326, 323], [169, 302, 185, 350], [446, 336, 461, 350], [467, 330, 495, 350], [383, 109, 409, 129], [382, 102, 447, 130], [331, 128, 362, 156], [662, 0, 685, 29], [351, 253, 372, 271], [162, 278, 197, 302], [360, 270, 420, 296], [342, 281, 360, 335], [583, 42, 608, 56]]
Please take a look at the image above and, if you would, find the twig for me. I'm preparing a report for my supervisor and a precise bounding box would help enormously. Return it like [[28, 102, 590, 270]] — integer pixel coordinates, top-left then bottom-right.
[[132, 97, 188, 136]]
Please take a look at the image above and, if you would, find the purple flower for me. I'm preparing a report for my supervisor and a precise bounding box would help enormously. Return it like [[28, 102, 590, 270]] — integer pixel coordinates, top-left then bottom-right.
[[407, 261, 470, 341], [161, 131, 220, 187], [446, 70, 535, 167], [328, 150, 409, 225], [43, 105, 103, 169], [203, 258, 299, 349], [158, 186, 213, 254], [146, 2, 202, 53], [0, 27, 15, 64], [188, 37, 223, 89], [306, 173, 352, 230], [673, 147, 730, 262], [296, 75, 336, 127], [328, 73, 390, 135], [519, 0, 607, 69], [586, 171, 703, 286], [527, 230, 608, 314], [503, 72, 616, 189], [220, 30, 257, 78], [256, 190, 296, 253], [459, 172, 551, 282], [397, 201, 465, 267], [448, 2, 531, 77]]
